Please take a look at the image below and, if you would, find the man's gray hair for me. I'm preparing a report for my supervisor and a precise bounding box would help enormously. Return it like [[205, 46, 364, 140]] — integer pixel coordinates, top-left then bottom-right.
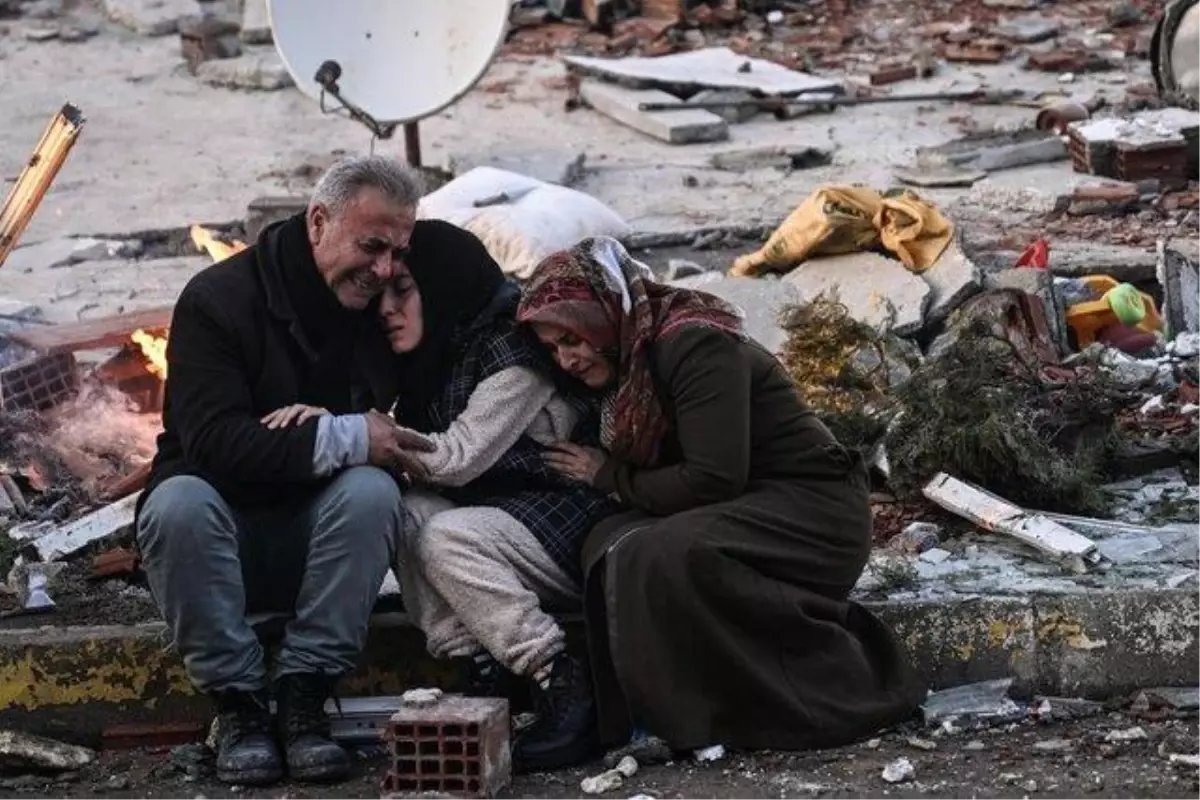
[[309, 155, 425, 216]]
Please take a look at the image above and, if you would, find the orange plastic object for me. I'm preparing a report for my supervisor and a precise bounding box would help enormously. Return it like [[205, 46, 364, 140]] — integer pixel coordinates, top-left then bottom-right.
[[1064, 275, 1163, 347]]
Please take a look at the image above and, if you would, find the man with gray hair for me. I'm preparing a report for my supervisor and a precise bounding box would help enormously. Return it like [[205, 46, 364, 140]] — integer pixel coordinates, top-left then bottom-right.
[[137, 156, 433, 786]]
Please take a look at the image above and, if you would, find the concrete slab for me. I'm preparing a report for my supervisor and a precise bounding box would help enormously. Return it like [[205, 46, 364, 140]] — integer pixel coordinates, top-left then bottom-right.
[[4, 238, 129, 273], [239, 0, 270, 44], [919, 238, 982, 325], [579, 81, 729, 144], [102, 0, 197, 36], [669, 273, 800, 354], [195, 50, 293, 91], [563, 47, 841, 96], [1158, 245, 1199, 335], [444, 148, 587, 187], [781, 252, 931, 336]]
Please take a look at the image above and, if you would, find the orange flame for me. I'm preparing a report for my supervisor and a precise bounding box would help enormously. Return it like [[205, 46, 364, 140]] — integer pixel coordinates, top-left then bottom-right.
[[132, 328, 167, 379], [190, 225, 247, 262]]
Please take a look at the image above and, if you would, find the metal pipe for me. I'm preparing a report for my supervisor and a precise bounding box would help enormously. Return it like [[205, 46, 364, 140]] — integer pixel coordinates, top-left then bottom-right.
[[404, 122, 422, 168]]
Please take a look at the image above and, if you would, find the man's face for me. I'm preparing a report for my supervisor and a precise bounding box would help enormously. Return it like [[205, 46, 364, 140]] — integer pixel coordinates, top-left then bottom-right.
[[307, 187, 416, 310]]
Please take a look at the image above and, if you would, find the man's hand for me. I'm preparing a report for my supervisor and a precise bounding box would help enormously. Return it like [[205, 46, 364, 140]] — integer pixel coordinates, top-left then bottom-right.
[[544, 442, 607, 486], [365, 410, 435, 481], [261, 404, 329, 429]]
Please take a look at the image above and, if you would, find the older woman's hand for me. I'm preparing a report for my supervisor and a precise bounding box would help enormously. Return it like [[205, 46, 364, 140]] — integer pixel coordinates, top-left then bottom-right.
[[261, 404, 330, 429], [544, 442, 606, 486]]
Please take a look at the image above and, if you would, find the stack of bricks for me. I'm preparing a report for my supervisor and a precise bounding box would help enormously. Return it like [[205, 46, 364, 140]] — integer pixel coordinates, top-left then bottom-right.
[[382, 695, 510, 798], [1067, 108, 1199, 185], [0, 351, 79, 412]]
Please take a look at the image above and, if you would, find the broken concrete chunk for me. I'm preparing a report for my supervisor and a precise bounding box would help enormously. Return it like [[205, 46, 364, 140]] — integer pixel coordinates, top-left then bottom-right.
[[1157, 243, 1199, 335], [28, 492, 139, 562], [992, 15, 1061, 43], [923, 473, 1101, 569], [580, 81, 728, 144], [923, 130, 1069, 172], [881, 757, 914, 784], [781, 252, 931, 337], [709, 145, 832, 172], [670, 274, 800, 354], [690, 89, 760, 124], [563, 47, 841, 96], [239, 0, 271, 44], [23, 24, 59, 41], [894, 163, 987, 188], [445, 149, 587, 187], [196, 51, 294, 91], [103, 0, 197, 36], [919, 239, 981, 326], [0, 730, 95, 772]]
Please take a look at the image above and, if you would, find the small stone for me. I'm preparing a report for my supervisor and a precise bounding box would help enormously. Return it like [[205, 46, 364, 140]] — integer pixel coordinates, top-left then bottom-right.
[[615, 756, 638, 778], [665, 259, 706, 281], [766, 9, 784, 24], [964, 740, 986, 751], [866, 738, 882, 749], [1059, 72, 1077, 83], [694, 744, 726, 763], [105, 775, 130, 791], [881, 757, 915, 784], [1033, 739, 1075, 752], [1105, 726, 1148, 742], [581, 769, 624, 794], [918, 547, 952, 565], [907, 736, 937, 751], [893, 522, 942, 553], [23, 24, 59, 41], [1023, 779, 1039, 793]]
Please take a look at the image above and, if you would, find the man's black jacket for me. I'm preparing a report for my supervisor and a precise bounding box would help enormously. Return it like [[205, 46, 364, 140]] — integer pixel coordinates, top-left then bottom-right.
[[141, 214, 400, 512]]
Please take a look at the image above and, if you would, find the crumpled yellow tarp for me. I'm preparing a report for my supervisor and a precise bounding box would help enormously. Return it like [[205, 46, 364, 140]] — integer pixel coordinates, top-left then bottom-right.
[[730, 185, 954, 277]]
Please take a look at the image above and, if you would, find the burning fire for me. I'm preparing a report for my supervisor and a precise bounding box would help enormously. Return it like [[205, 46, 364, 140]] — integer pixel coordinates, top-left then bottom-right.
[[132, 329, 167, 379], [127, 226, 246, 380]]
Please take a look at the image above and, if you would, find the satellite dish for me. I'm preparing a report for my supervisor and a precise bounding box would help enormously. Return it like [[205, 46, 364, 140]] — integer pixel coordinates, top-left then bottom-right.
[[268, 0, 512, 126], [1151, 0, 1199, 111]]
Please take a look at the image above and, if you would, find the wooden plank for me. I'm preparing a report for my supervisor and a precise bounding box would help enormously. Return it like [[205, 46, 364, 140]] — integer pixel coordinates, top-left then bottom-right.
[[7, 306, 173, 355], [922, 473, 1098, 562], [29, 492, 140, 562], [580, 81, 728, 144]]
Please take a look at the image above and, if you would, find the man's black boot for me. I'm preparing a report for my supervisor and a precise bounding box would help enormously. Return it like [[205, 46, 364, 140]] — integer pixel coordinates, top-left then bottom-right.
[[512, 651, 599, 773], [275, 673, 351, 783], [212, 688, 284, 786]]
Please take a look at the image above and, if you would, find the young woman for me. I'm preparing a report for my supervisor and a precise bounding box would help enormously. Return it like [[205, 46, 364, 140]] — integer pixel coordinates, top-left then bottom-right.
[[265, 221, 614, 771], [515, 236, 925, 754]]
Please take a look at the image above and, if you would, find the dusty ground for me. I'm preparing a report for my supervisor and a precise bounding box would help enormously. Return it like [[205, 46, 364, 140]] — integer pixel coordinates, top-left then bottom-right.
[[1, 709, 1195, 798]]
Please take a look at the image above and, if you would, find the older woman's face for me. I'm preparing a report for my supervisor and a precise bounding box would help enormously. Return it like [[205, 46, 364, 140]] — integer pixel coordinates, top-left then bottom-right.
[[379, 265, 423, 354], [531, 322, 614, 389]]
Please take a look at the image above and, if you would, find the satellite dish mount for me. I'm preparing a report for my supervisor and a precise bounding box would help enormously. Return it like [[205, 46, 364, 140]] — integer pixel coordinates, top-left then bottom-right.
[[313, 60, 399, 142]]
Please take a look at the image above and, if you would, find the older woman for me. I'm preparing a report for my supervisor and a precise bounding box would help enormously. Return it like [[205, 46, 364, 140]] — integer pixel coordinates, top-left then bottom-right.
[[515, 236, 925, 754]]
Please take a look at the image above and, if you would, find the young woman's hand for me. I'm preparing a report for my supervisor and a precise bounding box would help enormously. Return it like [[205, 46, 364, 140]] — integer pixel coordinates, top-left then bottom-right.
[[261, 404, 330, 429], [544, 442, 606, 486]]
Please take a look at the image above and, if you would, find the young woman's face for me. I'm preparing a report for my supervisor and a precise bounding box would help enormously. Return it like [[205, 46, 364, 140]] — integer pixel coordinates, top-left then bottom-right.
[[379, 265, 424, 354], [531, 322, 614, 389]]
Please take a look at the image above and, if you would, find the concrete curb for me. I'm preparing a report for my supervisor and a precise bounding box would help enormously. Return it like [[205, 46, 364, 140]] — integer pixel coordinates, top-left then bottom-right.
[[1, 589, 1195, 745]]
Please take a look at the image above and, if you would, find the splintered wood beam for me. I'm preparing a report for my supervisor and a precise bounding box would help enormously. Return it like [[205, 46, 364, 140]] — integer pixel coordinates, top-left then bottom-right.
[[0, 104, 86, 268], [7, 306, 173, 355]]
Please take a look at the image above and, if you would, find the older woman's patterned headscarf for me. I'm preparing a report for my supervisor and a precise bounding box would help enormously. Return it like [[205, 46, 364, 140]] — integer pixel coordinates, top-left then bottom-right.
[[517, 237, 745, 468]]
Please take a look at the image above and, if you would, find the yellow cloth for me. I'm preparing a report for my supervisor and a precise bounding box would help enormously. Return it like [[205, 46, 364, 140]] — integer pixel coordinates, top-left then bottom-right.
[[730, 185, 954, 277]]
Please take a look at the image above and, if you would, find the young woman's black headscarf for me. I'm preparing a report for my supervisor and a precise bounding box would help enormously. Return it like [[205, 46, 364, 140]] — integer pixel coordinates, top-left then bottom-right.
[[390, 220, 513, 426]]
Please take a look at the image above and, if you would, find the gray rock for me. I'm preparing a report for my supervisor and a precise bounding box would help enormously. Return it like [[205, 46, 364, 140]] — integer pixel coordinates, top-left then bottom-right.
[[4, 237, 129, 271], [1099, 349, 1160, 388], [103, 0, 198, 36], [0, 731, 94, 772], [993, 15, 1060, 43], [445, 148, 586, 187], [23, 24, 59, 40], [1158, 247, 1199, 335], [689, 89, 760, 124], [670, 273, 801, 354], [781, 252, 930, 336], [196, 51, 294, 91], [919, 547, 953, 564], [919, 239, 981, 326], [239, 0, 271, 44], [1172, 332, 1200, 359], [665, 258, 706, 281]]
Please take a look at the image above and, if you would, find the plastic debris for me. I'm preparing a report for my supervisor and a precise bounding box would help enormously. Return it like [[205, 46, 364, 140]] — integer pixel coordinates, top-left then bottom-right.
[[581, 768, 626, 795], [921, 678, 1023, 724], [694, 744, 726, 763], [881, 757, 915, 783]]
